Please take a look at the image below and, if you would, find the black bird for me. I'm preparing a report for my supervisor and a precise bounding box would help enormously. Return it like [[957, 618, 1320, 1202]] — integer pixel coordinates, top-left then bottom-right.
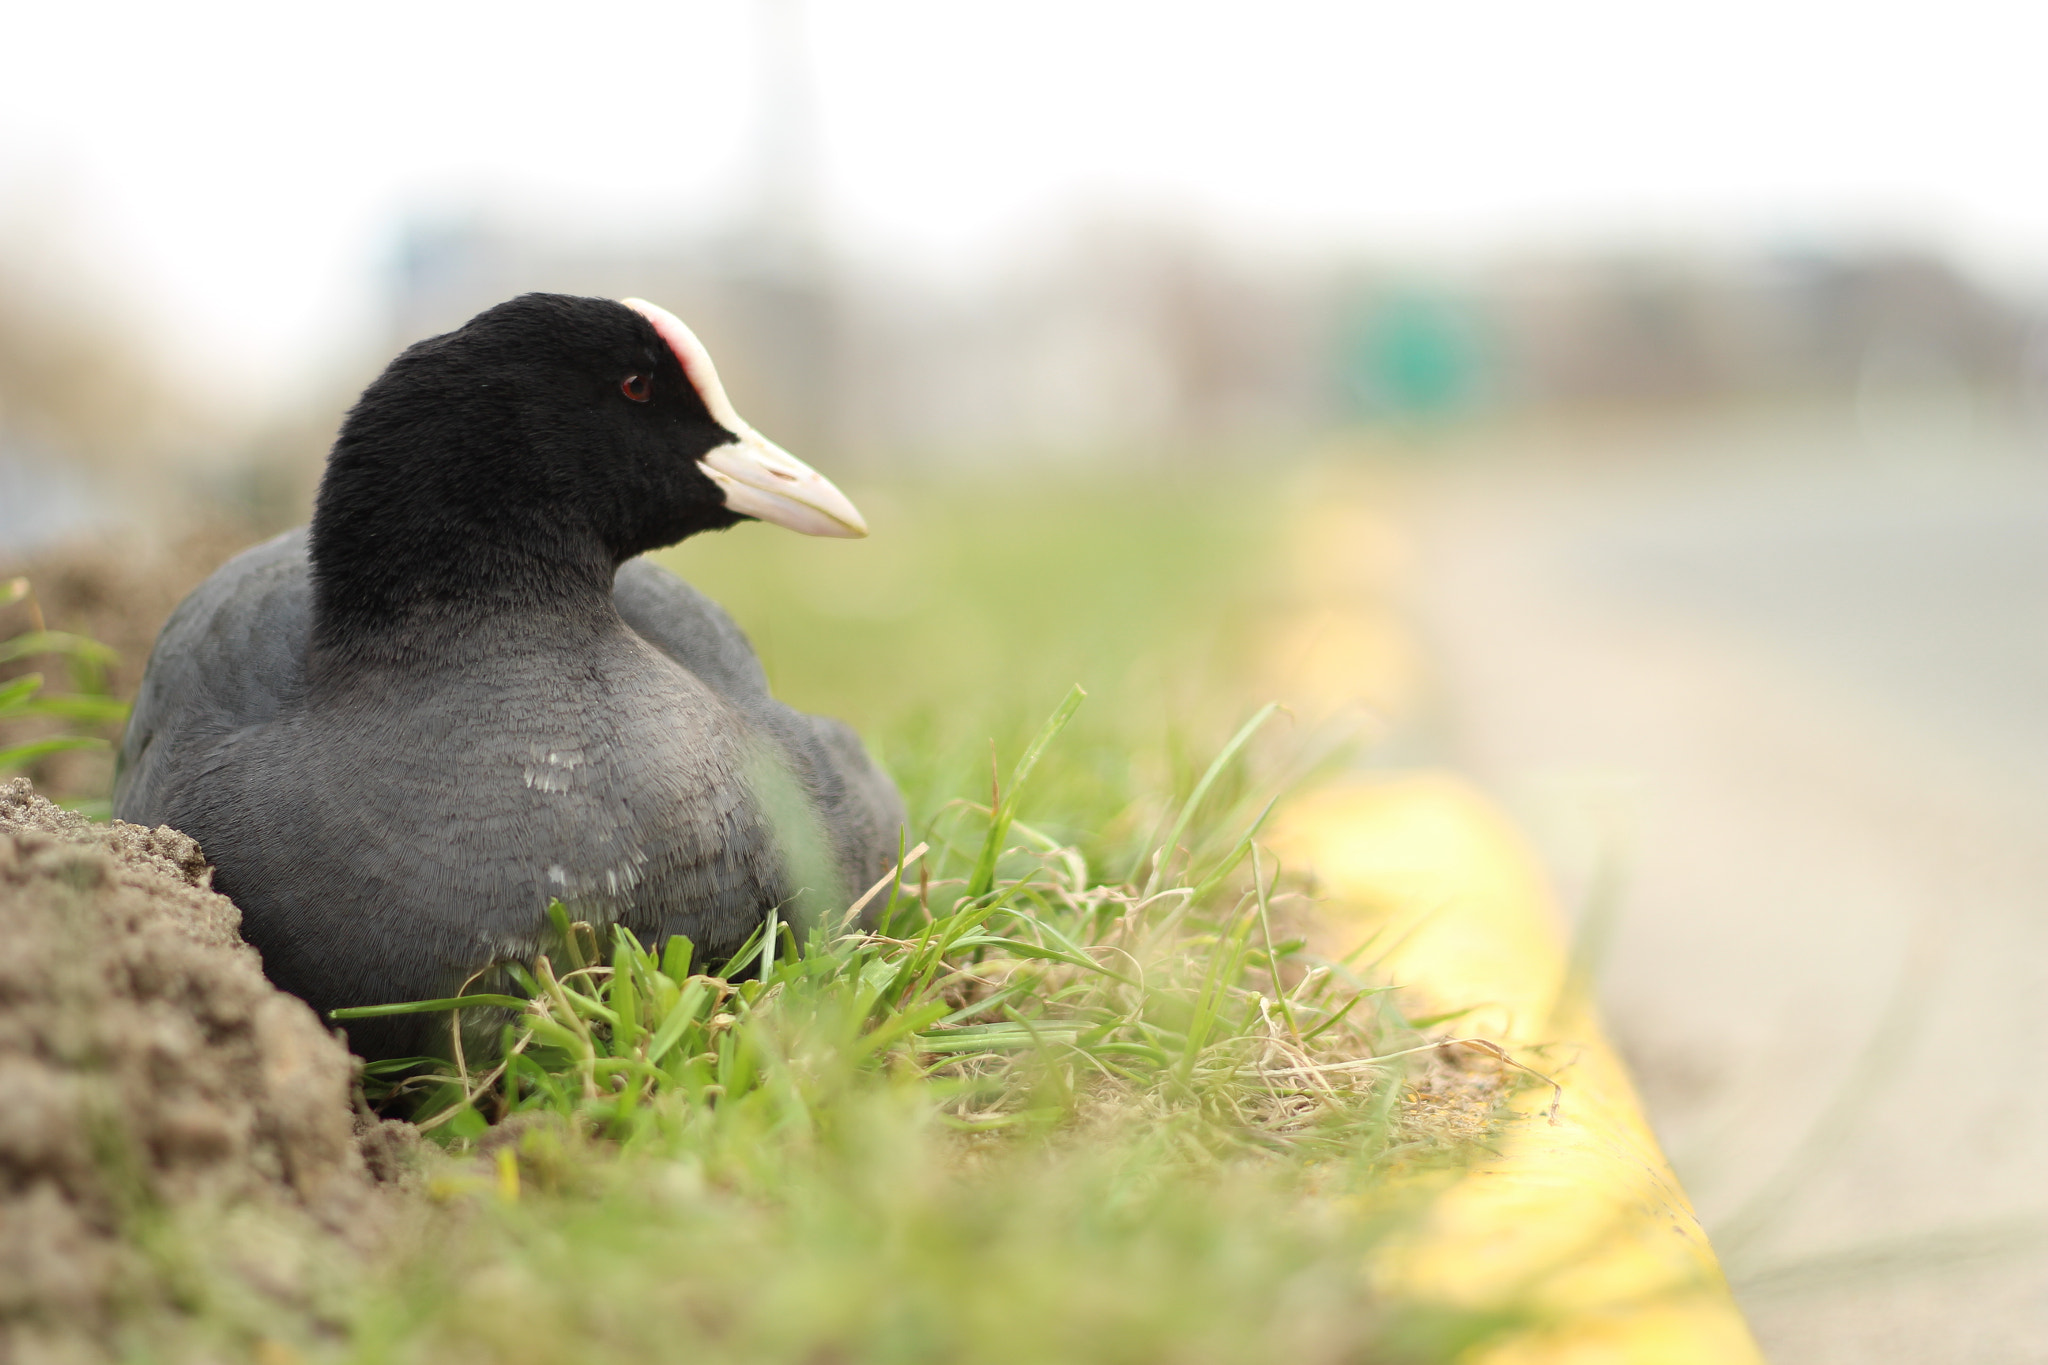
[[114, 294, 905, 1059]]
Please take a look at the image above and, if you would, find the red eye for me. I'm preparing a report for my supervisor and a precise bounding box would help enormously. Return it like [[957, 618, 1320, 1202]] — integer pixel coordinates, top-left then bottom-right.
[[621, 373, 651, 402]]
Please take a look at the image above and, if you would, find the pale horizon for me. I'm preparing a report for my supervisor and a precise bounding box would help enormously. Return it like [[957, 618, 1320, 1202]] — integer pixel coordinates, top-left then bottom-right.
[[3, 0, 2045, 405]]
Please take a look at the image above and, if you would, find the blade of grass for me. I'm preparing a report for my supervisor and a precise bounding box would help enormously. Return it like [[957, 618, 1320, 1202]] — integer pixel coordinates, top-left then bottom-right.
[[331, 994, 531, 1019], [0, 674, 42, 711], [966, 685, 1085, 900], [1145, 703, 1280, 897], [1250, 845, 1299, 1039], [0, 629, 120, 666], [0, 736, 106, 769]]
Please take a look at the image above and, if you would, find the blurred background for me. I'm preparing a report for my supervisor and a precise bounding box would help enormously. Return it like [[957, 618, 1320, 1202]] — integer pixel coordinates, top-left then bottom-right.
[[3, 1, 2046, 1358]]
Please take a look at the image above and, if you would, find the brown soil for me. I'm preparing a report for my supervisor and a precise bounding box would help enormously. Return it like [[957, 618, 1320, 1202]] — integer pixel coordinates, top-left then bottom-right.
[[0, 778, 408, 1364]]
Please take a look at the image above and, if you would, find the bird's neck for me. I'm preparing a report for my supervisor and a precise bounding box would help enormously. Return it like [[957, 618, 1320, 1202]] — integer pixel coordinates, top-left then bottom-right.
[[306, 428, 625, 671]]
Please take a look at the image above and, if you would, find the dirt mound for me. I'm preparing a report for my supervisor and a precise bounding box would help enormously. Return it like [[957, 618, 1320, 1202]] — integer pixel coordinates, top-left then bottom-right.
[[0, 778, 395, 1362]]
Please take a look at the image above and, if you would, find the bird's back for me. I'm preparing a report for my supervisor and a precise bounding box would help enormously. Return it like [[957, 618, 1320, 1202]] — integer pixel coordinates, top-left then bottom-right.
[[117, 529, 313, 825]]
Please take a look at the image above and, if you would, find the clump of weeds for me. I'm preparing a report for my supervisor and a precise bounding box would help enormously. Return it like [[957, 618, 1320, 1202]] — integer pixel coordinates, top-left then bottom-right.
[[328, 692, 1536, 1365]]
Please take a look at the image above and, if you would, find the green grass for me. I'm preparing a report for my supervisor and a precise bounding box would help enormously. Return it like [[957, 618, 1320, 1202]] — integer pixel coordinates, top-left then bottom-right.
[[0, 576, 129, 779], [1, 576, 131, 822], [290, 471, 1525, 1364], [320, 720, 1517, 1365], [656, 469, 1289, 845], [42, 470, 1529, 1363], [343, 690, 1447, 1159]]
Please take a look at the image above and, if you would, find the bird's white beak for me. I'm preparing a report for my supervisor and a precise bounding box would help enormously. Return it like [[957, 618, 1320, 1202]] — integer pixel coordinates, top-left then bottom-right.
[[698, 431, 868, 539], [621, 296, 868, 539]]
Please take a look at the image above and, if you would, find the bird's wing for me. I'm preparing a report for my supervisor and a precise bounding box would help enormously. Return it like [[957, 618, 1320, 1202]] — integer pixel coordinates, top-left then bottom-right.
[[613, 556, 907, 901], [114, 529, 313, 826], [611, 557, 773, 704]]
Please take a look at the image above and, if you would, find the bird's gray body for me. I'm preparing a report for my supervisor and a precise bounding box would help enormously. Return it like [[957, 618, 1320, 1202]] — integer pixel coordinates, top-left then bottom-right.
[[115, 529, 901, 1055]]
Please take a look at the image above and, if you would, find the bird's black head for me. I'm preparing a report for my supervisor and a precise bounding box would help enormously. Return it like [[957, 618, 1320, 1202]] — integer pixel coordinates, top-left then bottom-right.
[[309, 293, 864, 651]]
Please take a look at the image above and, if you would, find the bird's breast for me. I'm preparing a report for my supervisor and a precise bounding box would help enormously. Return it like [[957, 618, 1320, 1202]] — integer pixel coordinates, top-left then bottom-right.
[[277, 640, 776, 935]]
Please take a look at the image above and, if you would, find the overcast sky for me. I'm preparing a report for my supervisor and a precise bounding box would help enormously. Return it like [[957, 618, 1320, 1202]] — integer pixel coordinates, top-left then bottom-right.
[[3, 0, 2045, 401]]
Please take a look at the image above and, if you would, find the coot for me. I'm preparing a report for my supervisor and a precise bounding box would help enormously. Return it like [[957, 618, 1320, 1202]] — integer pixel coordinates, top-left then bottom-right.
[[114, 294, 905, 1059]]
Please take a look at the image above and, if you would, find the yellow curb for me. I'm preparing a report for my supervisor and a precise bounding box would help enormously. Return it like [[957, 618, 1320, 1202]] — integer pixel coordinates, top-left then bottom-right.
[[1258, 485, 1423, 721], [1273, 772, 1764, 1365]]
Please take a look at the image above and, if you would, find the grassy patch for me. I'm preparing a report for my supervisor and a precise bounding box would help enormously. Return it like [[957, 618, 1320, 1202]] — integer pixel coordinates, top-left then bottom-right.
[[16, 470, 1527, 1362], [307, 472, 1526, 1364], [657, 469, 1288, 842], [0, 575, 129, 783], [333, 701, 1517, 1365]]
